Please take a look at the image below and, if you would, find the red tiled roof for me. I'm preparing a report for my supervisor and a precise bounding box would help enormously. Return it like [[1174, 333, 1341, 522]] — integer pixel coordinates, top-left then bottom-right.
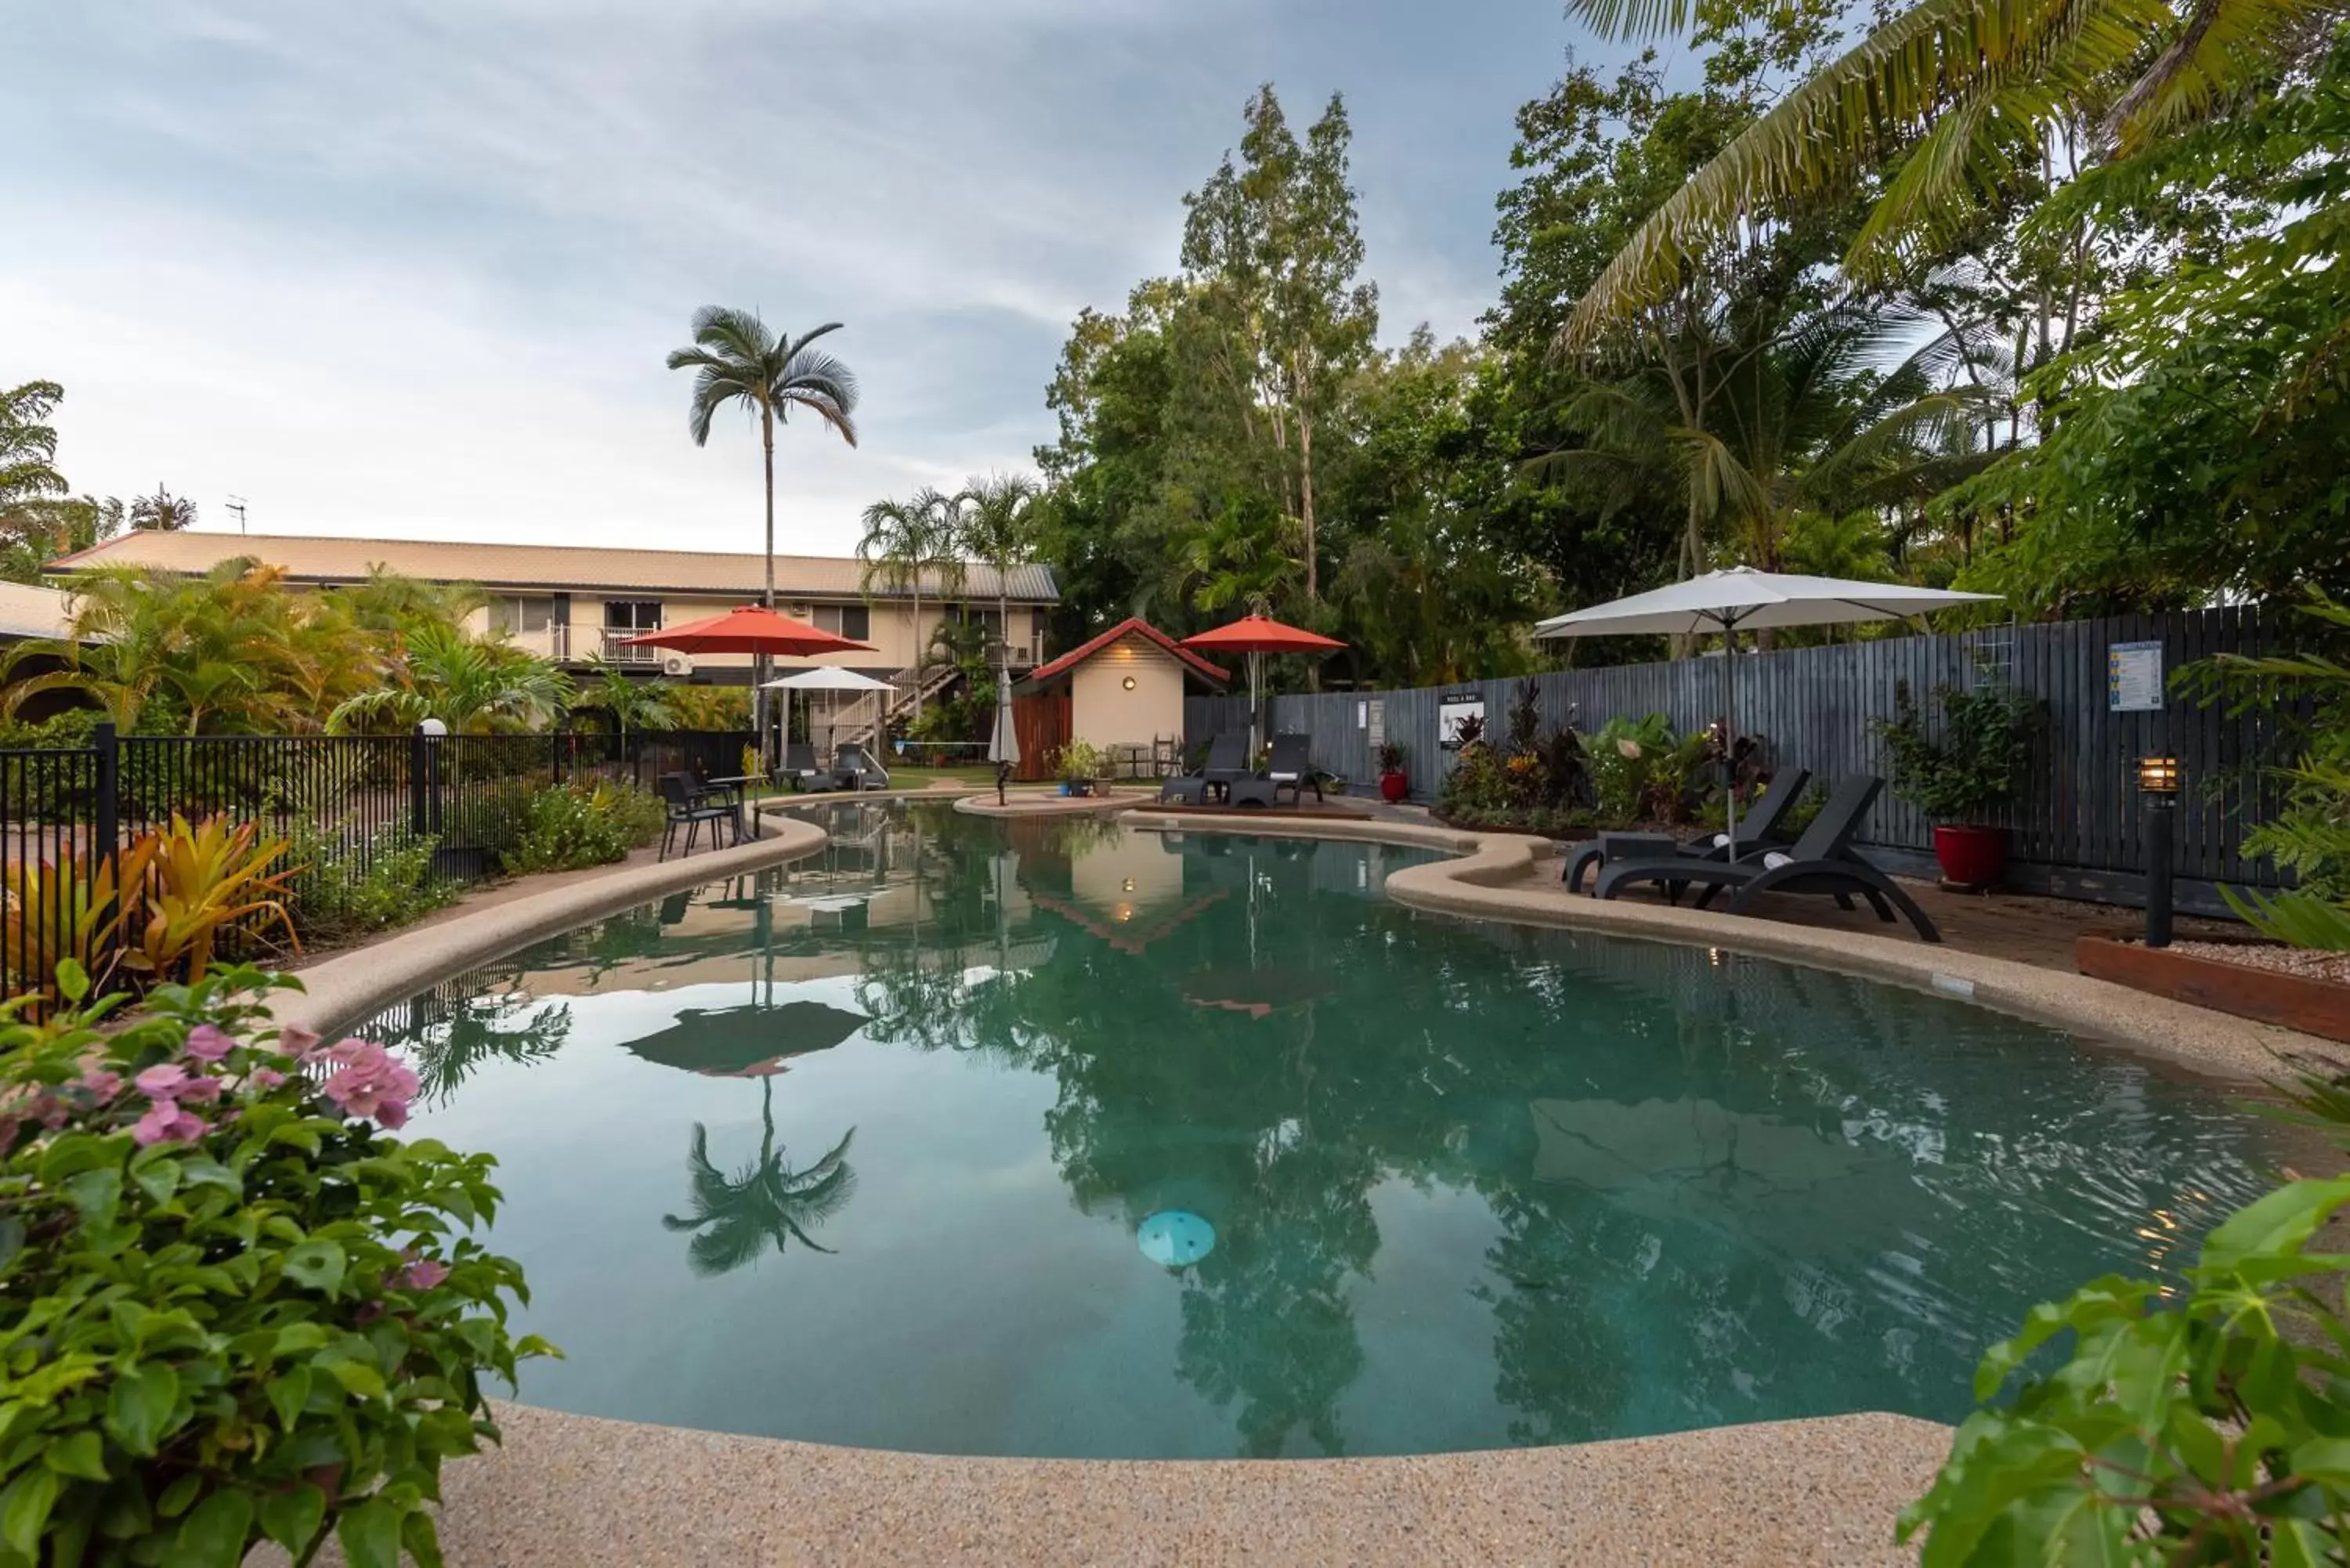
[[1024, 618, 1230, 688]]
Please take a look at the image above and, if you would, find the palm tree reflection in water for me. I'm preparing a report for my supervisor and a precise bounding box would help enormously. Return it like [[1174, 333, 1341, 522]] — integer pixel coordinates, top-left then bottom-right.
[[663, 1077, 858, 1278]]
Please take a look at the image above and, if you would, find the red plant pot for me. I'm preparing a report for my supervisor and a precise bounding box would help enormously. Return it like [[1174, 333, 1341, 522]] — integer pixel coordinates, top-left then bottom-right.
[[1932, 823, 2009, 888], [1379, 771, 1409, 804]]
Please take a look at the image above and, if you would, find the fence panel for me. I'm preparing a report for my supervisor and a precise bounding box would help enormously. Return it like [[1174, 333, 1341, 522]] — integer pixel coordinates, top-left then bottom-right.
[[1189, 605, 2305, 912]]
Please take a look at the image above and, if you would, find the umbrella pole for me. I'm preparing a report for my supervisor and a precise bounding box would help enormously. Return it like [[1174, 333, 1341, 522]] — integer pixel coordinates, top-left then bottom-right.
[[1721, 618, 1739, 848], [1251, 651, 1264, 757]]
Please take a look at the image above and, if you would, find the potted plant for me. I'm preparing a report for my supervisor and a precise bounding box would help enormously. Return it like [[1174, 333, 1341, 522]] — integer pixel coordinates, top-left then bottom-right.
[[1376, 740, 1409, 803], [1873, 679, 2037, 887], [1057, 739, 1108, 797]]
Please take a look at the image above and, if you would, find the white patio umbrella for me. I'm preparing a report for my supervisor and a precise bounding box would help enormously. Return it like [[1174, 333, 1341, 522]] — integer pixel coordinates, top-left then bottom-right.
[[761, 667, 896, 756], [989, 667, 1019, 770], [1532, 568, 2001, 844]]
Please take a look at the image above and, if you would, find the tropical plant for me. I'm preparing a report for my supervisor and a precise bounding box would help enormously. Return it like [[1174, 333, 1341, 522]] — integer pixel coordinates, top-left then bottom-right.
[[1874, 679, 2037, 824], [282, 818, 454, 945], [501, 783, 663, 875], [124, 815, 302, 983], [0, 963, 551, 1568], [857, 488, 967, 721], [1553, 0, 2337, 343], [0, 836, 158, 998], [126, 484, 197, 531], [660, 1082, 856, 1277], [0, 381, 68, 517], [663, 685, 751, 732], [957, 471, 1041, 669], [1375, 739, 1407, 775], [325, 622, 572, 736], [1901, 1068, 2350, 1562], [665, 306, 859, 721], [1054, 739, 1111, 783], [567, 663, 678, 744]]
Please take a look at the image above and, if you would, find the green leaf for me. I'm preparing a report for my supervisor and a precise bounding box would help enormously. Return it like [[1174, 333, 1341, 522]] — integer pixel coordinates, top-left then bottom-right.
[[175, 1158, 240, 1194], [154, 1472, 201, 1519], [62, 1169, 121, 1227], [128, 1155, 182, 1206], [42, 1431, 110, 1483], [262, 1368, 311, 1429], [323, 1360, 386, 1401], [104, 1363, 179, 1457], [279, 1241, 345, 1296], [401, 1505, 444, 1568], [164, 1489, 251, 1568], [0, 1465, 59, 1559], [2203, 1177, 2350, 1273], [336, 1498, 401, 1568], [256, 1485, 324, 1557], [0, 1217, 23, 1274], [2291, 1436, 2350, 1489], [56, 958, 89, 1002]]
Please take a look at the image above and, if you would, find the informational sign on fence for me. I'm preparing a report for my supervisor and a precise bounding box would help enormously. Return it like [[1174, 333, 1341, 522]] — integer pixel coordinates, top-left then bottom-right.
[[1362, 699, 1384, 750], [1437, 692, 1484, 751], [2109, 641, 2164, 712]]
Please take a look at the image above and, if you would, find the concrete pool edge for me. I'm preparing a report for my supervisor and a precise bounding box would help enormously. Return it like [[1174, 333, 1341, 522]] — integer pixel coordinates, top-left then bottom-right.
[[360, 1401, 1952, 1567], [269, 812, 831, 1036], [1124, 807, 2345, 1082]]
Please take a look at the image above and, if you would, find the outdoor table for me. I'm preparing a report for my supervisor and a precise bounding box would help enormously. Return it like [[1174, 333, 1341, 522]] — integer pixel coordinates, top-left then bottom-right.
[[700, 774, 765, 842]]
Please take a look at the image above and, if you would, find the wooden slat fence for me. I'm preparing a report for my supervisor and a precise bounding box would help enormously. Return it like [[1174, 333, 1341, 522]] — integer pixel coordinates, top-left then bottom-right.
[[1187, 605, 2301, 915]]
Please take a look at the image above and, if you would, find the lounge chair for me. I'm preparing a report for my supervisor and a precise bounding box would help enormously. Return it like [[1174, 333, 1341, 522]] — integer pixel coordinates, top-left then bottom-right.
[[1262, 733, 1324, 806], [834, 744, 890, 792], [1595, 776, 1941, 942], [1562, 768, 1812, 893], [1159, 733, 1249, 805], [780, 742, 834, 793], [658, 772, 738, 861]]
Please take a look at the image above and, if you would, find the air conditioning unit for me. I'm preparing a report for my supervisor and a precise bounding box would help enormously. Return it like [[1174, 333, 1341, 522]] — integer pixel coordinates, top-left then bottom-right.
[[660, 652, 695, 677], [788, 603, 813, 620]]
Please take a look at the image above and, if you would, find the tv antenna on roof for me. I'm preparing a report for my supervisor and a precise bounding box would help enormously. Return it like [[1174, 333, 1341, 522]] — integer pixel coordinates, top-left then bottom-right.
[[226, 496, 248, 534]]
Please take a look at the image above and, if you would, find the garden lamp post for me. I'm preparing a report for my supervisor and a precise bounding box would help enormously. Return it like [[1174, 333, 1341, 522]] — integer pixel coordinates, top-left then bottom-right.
[[2138, 755, 2181, 948]]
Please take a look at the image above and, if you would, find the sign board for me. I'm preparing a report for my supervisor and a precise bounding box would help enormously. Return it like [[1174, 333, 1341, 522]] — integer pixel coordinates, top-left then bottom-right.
[[1437, 692, 1484, 751], [1365, 699, 1384, 750], [2109, 641, 2164, 712]]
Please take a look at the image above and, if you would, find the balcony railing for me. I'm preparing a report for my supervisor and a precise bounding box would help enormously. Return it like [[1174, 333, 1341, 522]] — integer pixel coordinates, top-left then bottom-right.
[[600, 632, 661, 665]]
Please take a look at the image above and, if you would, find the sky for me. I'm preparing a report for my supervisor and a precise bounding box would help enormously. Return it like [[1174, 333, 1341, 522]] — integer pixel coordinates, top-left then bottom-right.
[[4, 1, 1628, 558]]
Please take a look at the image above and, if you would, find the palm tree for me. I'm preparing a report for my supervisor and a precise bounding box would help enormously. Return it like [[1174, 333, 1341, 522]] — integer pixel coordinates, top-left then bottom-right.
[[128, 485, 197, 531], [325, 621, 573, 735], [666, 309, 859, 732], [1556, 0, 2330, 344], [569, 661, 680, 748], [956, 472, 1040, 735], [660, 1084, 856, 1277], [857, 488, 967, 724]]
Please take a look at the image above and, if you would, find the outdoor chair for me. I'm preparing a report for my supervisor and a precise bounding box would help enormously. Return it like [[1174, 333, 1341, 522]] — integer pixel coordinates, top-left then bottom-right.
[[1157, 775, 1211, 807], [781, 742, 833, 793], [1563, 767, 1813, 893], [658, 771, 738, 862], [1261, 733, 1324, 806], [1198, 732, 1250, 803], [1595, 775, 1941, 942], [834, 744, 890, 791]]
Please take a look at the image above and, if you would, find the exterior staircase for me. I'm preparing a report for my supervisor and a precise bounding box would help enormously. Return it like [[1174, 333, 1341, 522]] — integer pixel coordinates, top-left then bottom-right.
[[825, 663, 966, 751]]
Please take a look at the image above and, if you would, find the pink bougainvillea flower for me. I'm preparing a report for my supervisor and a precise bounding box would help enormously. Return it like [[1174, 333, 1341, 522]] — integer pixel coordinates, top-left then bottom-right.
[[318, 1040, 421, 1129], [134, 1064, 190, 1100], [34, 1094, 70, 1129], [184, 1024, 237, 1062], [174, 1075, 225, 1104], [131, 1101, 206, 1147], [394, 1257, 450, 1291], [77, 1068, 123, 1100], [248, 1067, 287, 1091], [276, 1025, 322, 1060]]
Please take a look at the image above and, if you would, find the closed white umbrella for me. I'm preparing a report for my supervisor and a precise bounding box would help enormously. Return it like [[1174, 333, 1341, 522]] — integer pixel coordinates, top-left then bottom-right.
[[989, 674, 1020, 770], [1533, 568, 2001, 843], [761, 667, 896, 756]]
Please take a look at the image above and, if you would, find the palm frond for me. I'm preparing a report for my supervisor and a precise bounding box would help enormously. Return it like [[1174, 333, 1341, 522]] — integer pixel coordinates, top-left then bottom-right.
[[2106, 0, 2348, 150]]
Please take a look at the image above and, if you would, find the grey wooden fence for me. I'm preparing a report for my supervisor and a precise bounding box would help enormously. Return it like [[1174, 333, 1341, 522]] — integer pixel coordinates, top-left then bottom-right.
[[1185, 605, 2301, 915]]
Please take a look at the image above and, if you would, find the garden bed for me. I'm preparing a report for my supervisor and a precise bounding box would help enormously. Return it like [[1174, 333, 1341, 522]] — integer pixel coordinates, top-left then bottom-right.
[[2076, 934, 2350, 1045]]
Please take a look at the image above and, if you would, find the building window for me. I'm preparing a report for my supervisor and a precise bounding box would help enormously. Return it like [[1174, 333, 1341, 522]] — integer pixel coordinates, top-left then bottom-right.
[[489, 597, 551, 635], [603, 601, 663, 631], [815, 603, 870, 641]]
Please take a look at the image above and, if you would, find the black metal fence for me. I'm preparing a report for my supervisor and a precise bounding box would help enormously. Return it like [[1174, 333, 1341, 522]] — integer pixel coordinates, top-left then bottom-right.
[[0, 725, 754, 995], [1187, 605, 2301, 915]]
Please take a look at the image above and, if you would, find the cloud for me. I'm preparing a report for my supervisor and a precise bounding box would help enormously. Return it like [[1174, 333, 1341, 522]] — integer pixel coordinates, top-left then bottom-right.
[[2, 0, 1583, 555]]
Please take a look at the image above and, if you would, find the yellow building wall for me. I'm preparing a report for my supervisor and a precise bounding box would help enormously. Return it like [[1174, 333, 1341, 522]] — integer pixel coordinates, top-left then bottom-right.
[[1068, 637, 1186, 750]]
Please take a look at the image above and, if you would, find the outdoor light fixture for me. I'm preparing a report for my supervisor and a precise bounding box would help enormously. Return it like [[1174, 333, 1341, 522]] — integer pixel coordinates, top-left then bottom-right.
[[1123, 877, 1136, 893], [1122, 674, 1137, 691], [2138, 755, 2182, 949]]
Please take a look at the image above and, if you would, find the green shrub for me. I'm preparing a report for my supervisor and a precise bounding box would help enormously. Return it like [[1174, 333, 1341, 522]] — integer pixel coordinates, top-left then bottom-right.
[[0, 963, 551, 1567], [0, 709, 99, 751], [589, 782, 665, 851], [504, 785, 628, 874], [1874, 679, 2037, 824], [1903, 1069, 2350, 1563], [284, 818, 457, 945]]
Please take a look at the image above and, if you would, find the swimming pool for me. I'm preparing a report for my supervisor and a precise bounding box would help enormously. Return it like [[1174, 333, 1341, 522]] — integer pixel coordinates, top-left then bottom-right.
[[378, 800, 2276, 1459]]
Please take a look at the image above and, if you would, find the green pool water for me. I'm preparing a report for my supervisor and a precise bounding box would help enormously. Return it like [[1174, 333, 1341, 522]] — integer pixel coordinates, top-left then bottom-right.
[[380, 801, 2276, 1459]]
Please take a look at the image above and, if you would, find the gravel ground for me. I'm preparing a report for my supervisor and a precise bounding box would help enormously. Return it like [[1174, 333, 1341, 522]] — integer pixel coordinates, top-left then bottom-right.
[[2167, 939, 2350, 986]]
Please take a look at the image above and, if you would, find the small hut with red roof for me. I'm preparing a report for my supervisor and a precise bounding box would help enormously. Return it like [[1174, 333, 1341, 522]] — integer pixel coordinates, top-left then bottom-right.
[[1009, 618, 1230, 780]]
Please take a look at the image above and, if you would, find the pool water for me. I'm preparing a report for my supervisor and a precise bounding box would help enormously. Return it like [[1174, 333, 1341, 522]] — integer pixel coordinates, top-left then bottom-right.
[[379, 801, 2277, 1459]]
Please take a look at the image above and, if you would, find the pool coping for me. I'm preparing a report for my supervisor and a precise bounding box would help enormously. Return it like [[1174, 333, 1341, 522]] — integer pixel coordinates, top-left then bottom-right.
[[267, 812, 831, 1036], [1123, 806, 2345, 1084]]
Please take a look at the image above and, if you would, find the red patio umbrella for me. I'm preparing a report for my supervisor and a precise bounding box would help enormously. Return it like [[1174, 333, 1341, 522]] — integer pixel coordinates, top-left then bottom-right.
[[616, 605, 876, 659], [619, 606, 877, 762], [1179, 613, 1344, 753]]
